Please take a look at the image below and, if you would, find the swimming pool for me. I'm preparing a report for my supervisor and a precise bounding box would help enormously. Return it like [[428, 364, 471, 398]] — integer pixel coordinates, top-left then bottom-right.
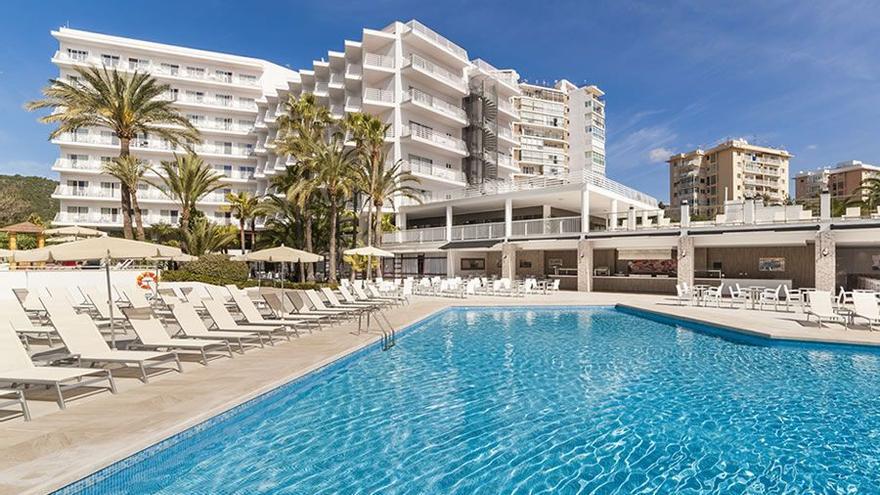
[[59, 306, 880, 494]]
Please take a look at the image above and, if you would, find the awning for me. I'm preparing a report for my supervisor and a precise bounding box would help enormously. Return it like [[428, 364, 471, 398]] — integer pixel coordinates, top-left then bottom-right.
[[439, 239, 500, 250]]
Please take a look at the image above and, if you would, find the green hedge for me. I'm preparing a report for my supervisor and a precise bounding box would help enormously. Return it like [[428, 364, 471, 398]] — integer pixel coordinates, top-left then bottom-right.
[[176, 253, 249, 280], [160, 269, 336, 290]]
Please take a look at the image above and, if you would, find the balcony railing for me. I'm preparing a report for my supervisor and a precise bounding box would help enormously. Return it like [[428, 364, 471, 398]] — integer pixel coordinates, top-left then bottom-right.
[[382, 225, 447, 245], [401, 125, 468, 154], [54, 133, 255, 157], [450, 222, 505, 241], [510, 216, 581, 237], [363, 53, 395, 69], [168, 93, 258, 111], [402, 160, 466, 183], [363, 87, 395, 104], [53, 51, 261, 87], [345, 64, 363, 77], [405, 20, 468, 61], [406, 54, 466, 92], [402, 88, 466, 122]]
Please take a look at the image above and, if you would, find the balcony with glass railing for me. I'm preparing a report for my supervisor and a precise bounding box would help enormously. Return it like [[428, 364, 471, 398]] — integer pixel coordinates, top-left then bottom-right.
[[54, 133, 255, 157], [401, 125, 468, 156], [402, 88, 466, 124], [166, 93, 258, 112], [404, 20, 468, 63], [53, 51, 261, 88], [363, 53, 395, 70], [404, 54, 467, 94], [402, 160, 466, 184]]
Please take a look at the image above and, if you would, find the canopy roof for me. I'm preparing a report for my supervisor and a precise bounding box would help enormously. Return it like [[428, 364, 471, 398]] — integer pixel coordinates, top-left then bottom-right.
[[44, 225, 106, 237], [0, 222, 44, 234], [10, 237, 182, 263], [233, 246, 322, 263], [343, 246, 395, 258]]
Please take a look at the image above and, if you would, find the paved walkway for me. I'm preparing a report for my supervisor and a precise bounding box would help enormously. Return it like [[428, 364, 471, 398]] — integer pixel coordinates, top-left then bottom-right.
[[1, 291, 877, 494]]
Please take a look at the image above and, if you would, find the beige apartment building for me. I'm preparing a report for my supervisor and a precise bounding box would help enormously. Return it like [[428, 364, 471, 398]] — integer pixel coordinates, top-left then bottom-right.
[[668, 139, 791, 217], [794, 160, 880, 205]]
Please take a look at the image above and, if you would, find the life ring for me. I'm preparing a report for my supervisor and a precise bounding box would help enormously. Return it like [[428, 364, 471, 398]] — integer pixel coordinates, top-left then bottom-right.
[[137, 271, 159, 290]]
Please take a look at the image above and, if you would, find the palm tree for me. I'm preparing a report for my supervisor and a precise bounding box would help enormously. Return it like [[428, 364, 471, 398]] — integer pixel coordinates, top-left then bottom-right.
[[848, 177, 880, 213], [289, 134, 360, 282], [344, 113, 389, 247], [276, 93, 333, 281], [102, 156, 152, 240], [183, 217, 237, 256], [225, 191, 264, 254], [27, 66, 199, 239], [152, 154, 224, 249]]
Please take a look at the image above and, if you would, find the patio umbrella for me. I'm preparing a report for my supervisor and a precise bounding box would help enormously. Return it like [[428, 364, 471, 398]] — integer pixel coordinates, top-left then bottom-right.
[[0, 248, 13, 258], [344, 246, 394, 281], [11, 237, 182, 347], [233, 245, 322, 314], [46, 235, 79, 244], [43, 225, 107, 238]]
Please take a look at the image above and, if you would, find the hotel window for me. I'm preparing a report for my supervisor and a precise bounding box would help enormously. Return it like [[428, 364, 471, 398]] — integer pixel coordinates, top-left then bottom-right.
[[166, 88, 179, 101], [186, 90, 204, 102], [101, 54, 120, 67], [217, 141, 233, 154], [67, 206, 89, 215], [67, 180, 89, 191], [216, 94, 233, 107], [216, 117, 232, 130], [128, 57, 150, 71], [67, 49, 88, 61], [220, 164, 233, 175], [188, 114, 205, 126], [239, 74, 257, 84], [240, 166, 255, 178], [100, 208, 120, 221], [186, 66, 206, 78], [215, 70, 233, 83], [239, 97, 255, 108], [160, 63, 179, 75]]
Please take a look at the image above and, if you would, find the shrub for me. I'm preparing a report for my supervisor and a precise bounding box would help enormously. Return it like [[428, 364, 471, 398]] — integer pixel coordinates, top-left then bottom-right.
[[176, 253, 248, 281]]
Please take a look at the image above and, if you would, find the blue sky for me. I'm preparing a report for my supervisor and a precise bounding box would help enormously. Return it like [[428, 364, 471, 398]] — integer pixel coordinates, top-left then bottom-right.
[[1, 0, 878, 201]]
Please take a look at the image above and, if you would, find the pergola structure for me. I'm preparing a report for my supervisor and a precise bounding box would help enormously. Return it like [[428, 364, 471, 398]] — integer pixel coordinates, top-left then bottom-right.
[[0, 222, 45, 270]]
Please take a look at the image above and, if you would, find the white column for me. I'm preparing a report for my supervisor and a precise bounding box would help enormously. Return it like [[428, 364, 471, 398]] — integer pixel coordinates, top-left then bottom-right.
[[815, 228, 836, 292], [542, 205, 552, 218], [609, 199, 619, 230], [680, 201, 691, 227], [501, 243, 518, 280], [627, 207, 636, 230], [577, 239, 593, 292], [504, 198, 513, 240], [445, 206, 453, 241], [820, 191, 831, 221], [677, 234, 694, 289], [396, 211, 407, 230], [447, 250, 458, 277], [580, 186, 590, 234]]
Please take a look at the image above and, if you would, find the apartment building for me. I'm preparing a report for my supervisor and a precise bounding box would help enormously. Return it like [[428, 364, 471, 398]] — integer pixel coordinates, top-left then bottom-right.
[[794, 160, 880, 204], [50, 27, 298, 228], [255, 20, 521, 207], [513, 80, 605, 177], [668, 139, 791, 217]]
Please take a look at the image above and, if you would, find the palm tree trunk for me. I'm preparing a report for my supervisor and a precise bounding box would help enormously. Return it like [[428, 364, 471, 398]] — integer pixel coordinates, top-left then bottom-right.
[[131, 193, 145, 241], [118, 138, 134, 239], [374, 200, 384, 279], [239, 218, 246, 253], [328, 201, 338, 283], [250, 218, 257, 255], [304, 216, 315, 281]]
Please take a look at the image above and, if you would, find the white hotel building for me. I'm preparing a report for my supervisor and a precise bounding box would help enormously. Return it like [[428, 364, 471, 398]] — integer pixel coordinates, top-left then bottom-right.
[[43, 21, 880, 295]]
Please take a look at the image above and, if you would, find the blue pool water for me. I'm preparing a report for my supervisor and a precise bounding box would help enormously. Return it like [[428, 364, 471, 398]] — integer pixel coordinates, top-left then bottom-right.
[[61, 307, 880, 494]]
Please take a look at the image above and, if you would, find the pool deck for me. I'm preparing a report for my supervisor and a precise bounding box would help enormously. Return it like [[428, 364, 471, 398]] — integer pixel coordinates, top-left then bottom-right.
[[2, 291, 880, 495]]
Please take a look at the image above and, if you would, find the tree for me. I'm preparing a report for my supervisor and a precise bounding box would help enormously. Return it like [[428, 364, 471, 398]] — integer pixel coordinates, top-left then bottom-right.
[[275, 93, 333, 281], [103, 156, 152, 240], [147, 222, 179, 247], [289, 133, 359, 283], [183, 217, 237, 256], [27, 66, 199, 239], [152, 154, 224, 245], [848, 177, 880, 213], [344, 113, 388, 247], [225, 191, 264, 254]]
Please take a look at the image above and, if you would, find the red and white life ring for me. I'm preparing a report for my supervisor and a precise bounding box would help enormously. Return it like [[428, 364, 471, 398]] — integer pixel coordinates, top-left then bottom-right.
[[136, 271, 159, 290]]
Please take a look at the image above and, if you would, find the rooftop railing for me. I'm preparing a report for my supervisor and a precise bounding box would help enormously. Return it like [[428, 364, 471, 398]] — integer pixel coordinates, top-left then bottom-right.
[[405, 20, 468, 61]]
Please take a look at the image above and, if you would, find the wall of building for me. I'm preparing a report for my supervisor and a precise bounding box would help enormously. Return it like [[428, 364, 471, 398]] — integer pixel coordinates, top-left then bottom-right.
[[696, 246, 815, 288], [837, 246, 880, 288]]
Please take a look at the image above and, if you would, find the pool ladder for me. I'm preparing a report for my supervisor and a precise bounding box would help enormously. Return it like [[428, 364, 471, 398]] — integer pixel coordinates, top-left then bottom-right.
[[358, 307, 396, 351]]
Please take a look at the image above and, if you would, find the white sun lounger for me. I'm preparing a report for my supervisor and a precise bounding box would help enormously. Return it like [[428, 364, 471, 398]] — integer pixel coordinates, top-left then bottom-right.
[[805, 291, 847, 328], [339, 285, 392, 307], [0, 388, 30, 421], [223, 287, 313, 335], [41, 296, 182, 382], [0, 320, 116, 411], [852, 292, 880, 331], [171, 302, 264, 352], [123, 307, 233, 365], [82, 286, 128, 328], [320, 287, 376, 311], [298, 290, 356, 319], [1, 298, 57, 349], [201, 299, 287, 343], [260, 292, 330, 328], [118, 286, 152, 310]]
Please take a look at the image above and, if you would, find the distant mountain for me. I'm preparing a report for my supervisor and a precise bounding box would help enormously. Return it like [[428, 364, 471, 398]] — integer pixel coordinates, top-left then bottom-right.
[[0, 175, 59, 226]]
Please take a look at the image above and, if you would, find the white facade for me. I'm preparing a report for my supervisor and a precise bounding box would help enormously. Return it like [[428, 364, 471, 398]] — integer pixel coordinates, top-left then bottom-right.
[[49, 27, 298, 228]]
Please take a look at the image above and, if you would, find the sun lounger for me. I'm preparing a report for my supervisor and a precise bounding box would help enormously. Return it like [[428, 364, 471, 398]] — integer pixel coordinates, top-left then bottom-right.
[[201, 298, 287, 343], [300, 290, 357, 319], [123, 307, 233, 365], [118, 286, 152, 310], [852, 292, 880, 330], [366, 284, 408, 304], [0, 320, 116, 411], [805, 291, 847, 328], [223, 287, 317, 334], [261, 292, 330, 328], [171, 302, 264, 352], [82, 286, 128, 328], [1, 298, 57, 349], [320, 287, 377, 311], [339, 285, 392, 307], [13, 289, 49, 323], [204, 284, 239, 310], [41, 296, 182, 382], [0, 388, 30, 421]]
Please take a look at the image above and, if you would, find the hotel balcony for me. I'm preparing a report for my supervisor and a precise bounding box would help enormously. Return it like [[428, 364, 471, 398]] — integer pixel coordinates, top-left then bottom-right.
[[382, 216, 582, 245], [54, 185, 231, 204], [363, 53, 395, 72], [54, 133, 255, 159], [402, 53, 467, 96], [497, 98, 519, 119], [52, 51, 262, 90], [53, 211, 262, 228], [190, 119, 254, 135], [362, 87, 396, 113], [402, 160, 467, 187], [344, 95, 362, 113], [344, 64, 363, 80], [166, 93, 258, 113], [401, 88, 467, 126], [402, 20, 469, 67], [401, 125, 468, 157]]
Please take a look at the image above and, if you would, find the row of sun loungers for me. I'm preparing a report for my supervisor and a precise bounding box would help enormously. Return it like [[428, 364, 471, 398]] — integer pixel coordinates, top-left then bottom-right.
[[412, 277, 561, 298], [0, 280, 407, 421]]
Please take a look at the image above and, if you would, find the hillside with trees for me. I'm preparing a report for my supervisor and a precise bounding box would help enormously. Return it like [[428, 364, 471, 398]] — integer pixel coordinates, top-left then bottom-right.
[[0, 174, 58, 226]]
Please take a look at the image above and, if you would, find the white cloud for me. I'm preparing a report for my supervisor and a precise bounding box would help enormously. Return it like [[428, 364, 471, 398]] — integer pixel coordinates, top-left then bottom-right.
[[806, 144, 818, 150], [648, 147, 673, 162]]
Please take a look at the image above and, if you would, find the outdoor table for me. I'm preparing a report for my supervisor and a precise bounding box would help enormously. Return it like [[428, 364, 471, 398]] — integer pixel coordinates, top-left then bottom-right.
[[747, 286, 766, 310], [537, 280, 550, 295]]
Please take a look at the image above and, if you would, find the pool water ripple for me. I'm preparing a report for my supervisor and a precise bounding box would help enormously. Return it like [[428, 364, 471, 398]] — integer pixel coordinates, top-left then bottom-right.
[[64, 307, 880, 494]]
